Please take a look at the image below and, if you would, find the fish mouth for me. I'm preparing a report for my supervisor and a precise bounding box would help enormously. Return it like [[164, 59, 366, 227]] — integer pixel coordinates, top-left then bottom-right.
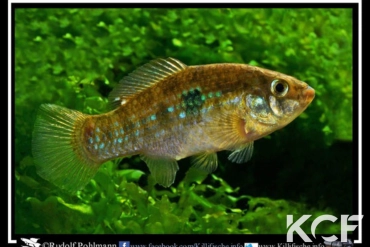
[[303, 85, 315, 104]]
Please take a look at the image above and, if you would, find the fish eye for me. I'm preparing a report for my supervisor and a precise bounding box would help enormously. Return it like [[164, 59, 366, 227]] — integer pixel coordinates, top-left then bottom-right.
[[271, 79, 289, 97]]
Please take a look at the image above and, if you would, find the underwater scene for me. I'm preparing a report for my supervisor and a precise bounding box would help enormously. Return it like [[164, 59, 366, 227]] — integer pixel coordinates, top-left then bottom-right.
[[15, 8, 354, 234]]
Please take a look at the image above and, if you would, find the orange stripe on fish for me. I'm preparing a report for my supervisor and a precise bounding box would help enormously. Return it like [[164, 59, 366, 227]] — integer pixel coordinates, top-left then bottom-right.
[[32, 57, 315, 192]]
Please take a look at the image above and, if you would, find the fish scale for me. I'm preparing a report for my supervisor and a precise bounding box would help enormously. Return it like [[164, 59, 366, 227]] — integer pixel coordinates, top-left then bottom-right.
[[81, 88, 223, 161], [32, 57, 315, 192]]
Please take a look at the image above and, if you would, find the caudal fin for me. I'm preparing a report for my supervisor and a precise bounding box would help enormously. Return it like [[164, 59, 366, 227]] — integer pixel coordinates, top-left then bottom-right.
[[32, 104, 100, 193]]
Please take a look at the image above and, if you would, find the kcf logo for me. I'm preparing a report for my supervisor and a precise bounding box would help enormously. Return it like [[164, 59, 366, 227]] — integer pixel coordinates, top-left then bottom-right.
[[286, 214, 363, 242]]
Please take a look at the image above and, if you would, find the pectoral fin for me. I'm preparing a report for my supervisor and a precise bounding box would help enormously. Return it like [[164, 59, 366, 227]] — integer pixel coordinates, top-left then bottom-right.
[[140, 155, 179, 187], [191, 152, 218, 173], [201, 109, 247, 149], [228, 142, 254, 163]]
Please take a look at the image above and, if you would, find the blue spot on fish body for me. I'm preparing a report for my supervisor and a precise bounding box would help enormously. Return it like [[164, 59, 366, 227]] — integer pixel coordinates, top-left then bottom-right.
[[150, 114, 156, 121], [231, 96, 240, 104], [117, 138, 123, 143], [179, 112, 186, 119], [88, 137, 93, 144], [99, 143, 105, 149], [167, 106, 174, 112], [155, 131, 161, 138], [95, 136, 100, 142]]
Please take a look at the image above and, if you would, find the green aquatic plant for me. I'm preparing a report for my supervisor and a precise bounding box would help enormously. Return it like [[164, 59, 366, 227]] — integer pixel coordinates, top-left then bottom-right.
[[15, 8, 352, 234], [17, 158, 341, 234]]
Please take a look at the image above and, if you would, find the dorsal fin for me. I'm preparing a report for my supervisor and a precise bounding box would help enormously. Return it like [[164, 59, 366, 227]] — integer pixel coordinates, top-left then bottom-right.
[[108, 57, 187, 108]]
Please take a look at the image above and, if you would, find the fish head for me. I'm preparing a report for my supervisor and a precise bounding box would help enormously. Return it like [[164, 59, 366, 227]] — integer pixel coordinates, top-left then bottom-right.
[[243, 68, 315, 137]]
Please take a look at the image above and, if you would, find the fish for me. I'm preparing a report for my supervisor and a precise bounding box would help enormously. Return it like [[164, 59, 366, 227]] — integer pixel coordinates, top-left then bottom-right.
[[32, 57, 315, 192]]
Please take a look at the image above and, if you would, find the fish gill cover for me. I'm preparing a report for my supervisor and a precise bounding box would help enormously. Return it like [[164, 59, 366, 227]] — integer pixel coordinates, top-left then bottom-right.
[[15, 8, 353, 234]]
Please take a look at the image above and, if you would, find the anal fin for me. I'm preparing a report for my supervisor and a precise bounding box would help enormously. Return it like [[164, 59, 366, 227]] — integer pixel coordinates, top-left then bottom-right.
[[140, 155, 179, 187], [228, 142, 254, 164], [191, 152, 218, 173]]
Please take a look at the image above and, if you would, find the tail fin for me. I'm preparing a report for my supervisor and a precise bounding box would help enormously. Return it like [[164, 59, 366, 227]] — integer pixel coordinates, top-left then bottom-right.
[[32, 104, 100, 193]]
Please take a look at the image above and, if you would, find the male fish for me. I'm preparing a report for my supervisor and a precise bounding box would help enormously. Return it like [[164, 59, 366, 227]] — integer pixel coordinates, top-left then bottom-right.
[[32, 57, 315, 192]]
